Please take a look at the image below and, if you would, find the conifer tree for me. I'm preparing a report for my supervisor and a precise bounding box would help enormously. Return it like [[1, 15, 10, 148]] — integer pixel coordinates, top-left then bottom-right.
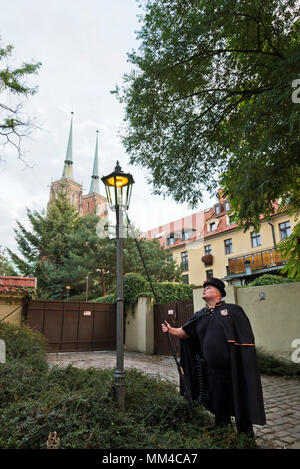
[[8, 190, 183, 299], [42, 214, 183, 299], [7, 189, 80, 295], [0, 246, 16, 275]]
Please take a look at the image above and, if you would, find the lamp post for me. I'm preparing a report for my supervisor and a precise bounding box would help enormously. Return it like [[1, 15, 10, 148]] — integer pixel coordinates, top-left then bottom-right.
[[101, 161, 134, 409]]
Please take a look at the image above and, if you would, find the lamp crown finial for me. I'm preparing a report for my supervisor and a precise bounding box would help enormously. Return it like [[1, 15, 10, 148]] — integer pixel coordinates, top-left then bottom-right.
[[115, 161, 122, 172]]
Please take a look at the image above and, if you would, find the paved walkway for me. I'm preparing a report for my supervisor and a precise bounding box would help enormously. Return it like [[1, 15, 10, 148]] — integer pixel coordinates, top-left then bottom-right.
[[47, 350, 300, 450]]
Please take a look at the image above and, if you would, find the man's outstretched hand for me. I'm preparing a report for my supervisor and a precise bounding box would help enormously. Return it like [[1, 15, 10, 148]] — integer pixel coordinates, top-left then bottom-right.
[[161, 321, 171, 333]]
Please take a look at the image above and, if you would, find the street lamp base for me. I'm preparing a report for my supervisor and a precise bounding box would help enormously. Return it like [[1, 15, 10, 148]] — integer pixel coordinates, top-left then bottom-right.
[[114, 369, 125, 409]]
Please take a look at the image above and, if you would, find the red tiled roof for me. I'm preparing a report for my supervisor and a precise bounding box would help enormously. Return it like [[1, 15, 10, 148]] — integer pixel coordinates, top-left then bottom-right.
[[142, 197, 282, 249], [0, 276, 36, 289]]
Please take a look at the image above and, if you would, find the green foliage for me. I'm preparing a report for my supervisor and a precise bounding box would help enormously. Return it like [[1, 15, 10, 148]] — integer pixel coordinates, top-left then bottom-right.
[[123, 272, 149, 304], [0, 322, 47, 371], [7, 189, 81, 297], [257, 348, 300, 381], [93, 274, 194, 306], [0, 322, 257, 449], [123, 238, 183, 283], [151, 281, 194, 304], [7, 192, 182, 300], [247, 274, 296, 286], [91, 293, 117, 303], [0, 246, 16, 275], [276, 219, 300, 280], [0, 37, 41, 160], [115, 0, 300, 228]]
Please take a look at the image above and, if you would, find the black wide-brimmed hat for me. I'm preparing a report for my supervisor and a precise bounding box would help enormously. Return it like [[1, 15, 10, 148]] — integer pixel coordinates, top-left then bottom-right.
[[203, 277, 226, 297]]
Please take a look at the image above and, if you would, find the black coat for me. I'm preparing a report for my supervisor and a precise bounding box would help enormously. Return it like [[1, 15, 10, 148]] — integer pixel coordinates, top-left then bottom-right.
[[179, 302, 266, 425]]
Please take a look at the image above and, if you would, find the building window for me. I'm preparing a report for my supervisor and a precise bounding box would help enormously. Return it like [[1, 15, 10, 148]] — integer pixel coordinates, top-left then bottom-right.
[[181, 229, 195, 241], [215, 203, 221, 215], [182, 274, 189, 284], [168, 253, 173, 263], [224, 200, 230, 212], [226, 215, 234, 226], [224, 238, 233, 254], [166, 233, 175, 246], [209, 222, 216, 232], [279, 221, 291, 240], [181, 251, 189, 270], [251, 232, 261, 248], [206, 269, 213, 280], [205, 245, 212, 255]]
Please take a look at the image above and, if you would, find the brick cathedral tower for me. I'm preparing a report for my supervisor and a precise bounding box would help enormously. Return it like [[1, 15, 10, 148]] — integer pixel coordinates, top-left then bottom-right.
[[82, 130, 107, 217], [48, 114, 107, 216]]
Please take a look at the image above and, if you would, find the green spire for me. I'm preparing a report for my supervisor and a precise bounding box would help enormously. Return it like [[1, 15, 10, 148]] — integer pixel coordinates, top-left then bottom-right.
[[88, 130, 100, 194], [62, 112, 74, 179]]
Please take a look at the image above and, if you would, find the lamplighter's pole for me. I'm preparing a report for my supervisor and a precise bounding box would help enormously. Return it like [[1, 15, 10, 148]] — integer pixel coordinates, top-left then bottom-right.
[[85, 274, 89, 302], [114, 203, 125, 409]]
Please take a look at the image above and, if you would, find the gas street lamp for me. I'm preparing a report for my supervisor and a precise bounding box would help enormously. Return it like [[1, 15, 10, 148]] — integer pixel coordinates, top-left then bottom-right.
[[101, 160, 134, 211], [101, 161, 134, 409]]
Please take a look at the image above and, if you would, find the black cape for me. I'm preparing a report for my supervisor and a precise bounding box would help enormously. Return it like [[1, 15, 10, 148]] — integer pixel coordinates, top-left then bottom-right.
[[179, 302, 266, 425]]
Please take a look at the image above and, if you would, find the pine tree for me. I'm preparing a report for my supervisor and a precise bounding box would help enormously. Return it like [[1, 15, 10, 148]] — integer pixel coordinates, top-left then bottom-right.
[[0, 246, 16, 275], [42, 212, 115, 299], [43, 215, 183, 300], [7, 190, 183, 299], [7, 189, 80, 296]]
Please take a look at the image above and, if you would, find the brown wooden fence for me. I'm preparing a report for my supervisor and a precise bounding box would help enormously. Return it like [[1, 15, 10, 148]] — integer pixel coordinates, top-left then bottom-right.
[[24, 299, 116, 352], [153, 299, 194, 356]]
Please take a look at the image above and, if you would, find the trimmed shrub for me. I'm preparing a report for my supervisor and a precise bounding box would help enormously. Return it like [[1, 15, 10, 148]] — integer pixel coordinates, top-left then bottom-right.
[[247, 274, 295, 286], [0, 322, 47, 370], [0, 362, 256, 449], [256, 348, 300, 380], [151, 281, 193, 304], [91, 293, 116, 303], [123, 272, 149, 304], [93, 273, 194, 306], [0, 322, 258, 449]]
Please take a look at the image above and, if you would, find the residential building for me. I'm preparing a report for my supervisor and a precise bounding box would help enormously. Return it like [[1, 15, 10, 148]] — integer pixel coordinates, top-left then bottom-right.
[[142, 190, 297, 286]]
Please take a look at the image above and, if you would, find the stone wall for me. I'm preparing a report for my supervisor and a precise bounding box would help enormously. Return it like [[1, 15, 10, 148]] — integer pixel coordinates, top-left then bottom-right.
[[125, 296, 154, 354], [193, 282, 300, 360], [0, 294, 23, 326]]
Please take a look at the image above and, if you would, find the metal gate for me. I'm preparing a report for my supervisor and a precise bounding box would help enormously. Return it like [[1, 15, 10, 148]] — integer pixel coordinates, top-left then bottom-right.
[[153, 299, 194, 356], [24, 299, 116, 352]]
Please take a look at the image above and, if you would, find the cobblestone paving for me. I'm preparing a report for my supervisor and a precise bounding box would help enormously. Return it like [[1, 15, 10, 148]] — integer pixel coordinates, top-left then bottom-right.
[[47, 350, 300, 450]]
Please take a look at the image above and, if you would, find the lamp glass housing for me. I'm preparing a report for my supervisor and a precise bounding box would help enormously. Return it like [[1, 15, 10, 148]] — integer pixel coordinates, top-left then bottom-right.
[[101, 161, 134, 210]]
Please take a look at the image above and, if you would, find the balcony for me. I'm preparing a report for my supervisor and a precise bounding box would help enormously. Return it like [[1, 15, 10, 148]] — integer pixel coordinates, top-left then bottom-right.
[[228, 248, 287, 274]]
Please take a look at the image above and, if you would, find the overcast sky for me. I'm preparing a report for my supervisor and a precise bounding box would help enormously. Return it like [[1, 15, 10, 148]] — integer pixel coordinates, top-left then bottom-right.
[[0, 0, 213, 254]]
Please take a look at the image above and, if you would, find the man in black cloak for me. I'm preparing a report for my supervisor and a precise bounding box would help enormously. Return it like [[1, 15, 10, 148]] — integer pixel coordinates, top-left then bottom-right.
[[162, 278, 266, 436]]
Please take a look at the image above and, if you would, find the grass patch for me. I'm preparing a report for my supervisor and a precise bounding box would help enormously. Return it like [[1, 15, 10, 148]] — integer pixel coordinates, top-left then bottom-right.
[[0, 323, 257, 449]]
